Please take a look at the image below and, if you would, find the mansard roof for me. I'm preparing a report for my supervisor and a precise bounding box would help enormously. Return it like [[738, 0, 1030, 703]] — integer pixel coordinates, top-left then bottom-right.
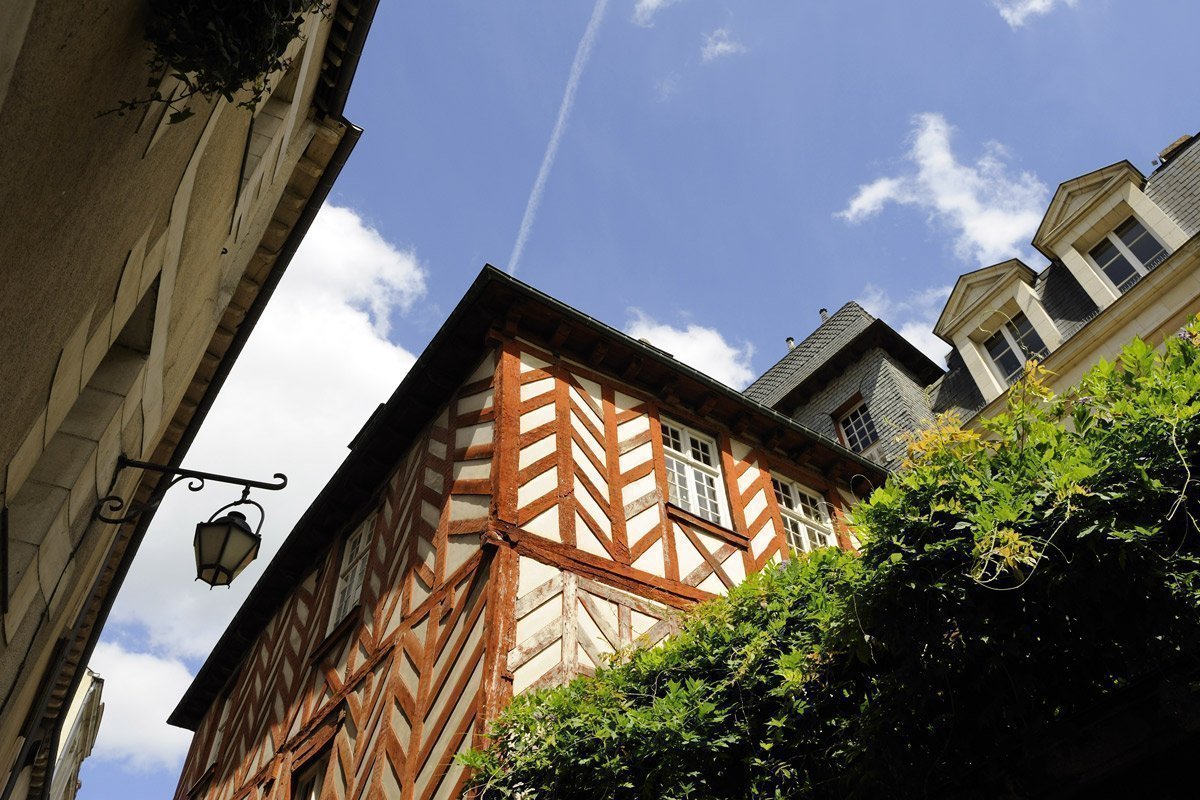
[[170, 266, 885, 730], [744, 302, 944, 411], [1033, 160, 1145, 254]]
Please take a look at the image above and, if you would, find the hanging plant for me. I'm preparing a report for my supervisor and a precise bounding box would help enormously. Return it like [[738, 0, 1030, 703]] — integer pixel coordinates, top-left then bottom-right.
[[102, 0, 328, 124]]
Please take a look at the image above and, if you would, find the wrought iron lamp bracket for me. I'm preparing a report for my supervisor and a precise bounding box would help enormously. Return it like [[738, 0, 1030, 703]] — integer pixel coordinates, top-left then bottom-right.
[[93, 455, 287, 525]]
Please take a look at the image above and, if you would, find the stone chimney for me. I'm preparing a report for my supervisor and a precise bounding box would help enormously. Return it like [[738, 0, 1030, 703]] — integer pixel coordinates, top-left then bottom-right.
[[819, 308, 829, 323], [786, 337, 795, 351]]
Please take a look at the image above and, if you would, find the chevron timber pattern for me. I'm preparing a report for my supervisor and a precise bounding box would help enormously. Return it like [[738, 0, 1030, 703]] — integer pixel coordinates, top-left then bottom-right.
[[175, 339, 850, 800]]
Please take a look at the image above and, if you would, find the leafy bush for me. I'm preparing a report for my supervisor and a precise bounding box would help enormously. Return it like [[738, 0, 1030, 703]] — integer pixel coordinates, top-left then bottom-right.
[[104, 0, 326, 123], [464, 328, 1200, 798]]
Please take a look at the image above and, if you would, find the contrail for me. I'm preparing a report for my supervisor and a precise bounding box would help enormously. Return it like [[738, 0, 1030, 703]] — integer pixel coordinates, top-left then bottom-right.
[[506, 0, 610, 274]]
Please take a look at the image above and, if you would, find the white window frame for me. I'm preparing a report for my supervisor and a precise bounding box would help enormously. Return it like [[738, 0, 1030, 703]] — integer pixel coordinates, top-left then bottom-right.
[[982, 311, 1050, 385], [837, 400, 880, 456], [329, 516, 373, 630], [1087, 215, 1170, 295], [771, 475, 837, 555], [660, 417, 730, 527]]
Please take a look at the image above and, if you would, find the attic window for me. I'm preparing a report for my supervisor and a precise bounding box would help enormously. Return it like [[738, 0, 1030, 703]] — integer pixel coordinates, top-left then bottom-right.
[[983, 312, 1049, 385], [1087, 216, 1169, 294], [837, 401, 878, 454]]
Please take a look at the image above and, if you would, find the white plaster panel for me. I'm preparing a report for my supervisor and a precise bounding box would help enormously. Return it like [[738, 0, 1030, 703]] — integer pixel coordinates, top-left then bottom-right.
[[569, 385, 603, 433], [730, 438, 752, 463], [674, 524, 704, 577], [524, 505, 560, 541], [571, 442, 608, 497], [626, 506, 658, 540], [516, 595, 562, 646], [571, 414, 606, 465], [449, 495, 488, 522], [751, 525, 776, 559], [616, 415, 649, 440], [574, 477, 610, 536], [417, 659, 482, 795], [631, 610, 660, 638], [520, 377, 554, 401], [457, 388, 494, 415], [631, 537, 665, 576], [618, 441, 652, 474], [519, 351, 551, 373], [698, 572, 726, 595], [519, 466, 557, 508], [517, 556, 559, 597], [420, 500, 441, 530], [744, 490, 767, 524], [622, 473, 657, 508], [520, 402, 556, 432], [519, 435, 556, 469], [574, 513, 610, 559], [736, 461, 760, 495], [455, 422, 494, 450], [512, 636, 561, 695], [453, 459, 491, 482], [613, 391, 640, 412]]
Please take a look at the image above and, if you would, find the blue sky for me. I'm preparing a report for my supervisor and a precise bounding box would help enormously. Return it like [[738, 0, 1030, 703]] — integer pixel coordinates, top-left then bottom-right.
[[81, 1, 1199, 797]]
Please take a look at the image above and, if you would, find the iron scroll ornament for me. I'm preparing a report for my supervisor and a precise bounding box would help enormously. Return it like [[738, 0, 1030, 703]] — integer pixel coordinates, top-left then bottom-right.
[[93, 455, 287, 525]]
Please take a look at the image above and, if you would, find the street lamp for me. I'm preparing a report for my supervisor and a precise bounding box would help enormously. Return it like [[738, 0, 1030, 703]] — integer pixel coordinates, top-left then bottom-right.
[[94, 455, 287, 588]]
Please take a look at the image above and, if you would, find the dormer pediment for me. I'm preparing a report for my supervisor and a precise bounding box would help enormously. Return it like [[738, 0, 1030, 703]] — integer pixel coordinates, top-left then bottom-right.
[[1033, 161, 1145, 252], [934, 259, 1037, 341]]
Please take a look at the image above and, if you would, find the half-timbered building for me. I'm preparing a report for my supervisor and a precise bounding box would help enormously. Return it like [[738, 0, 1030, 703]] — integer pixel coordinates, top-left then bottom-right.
[[168, 267, 884, 800]]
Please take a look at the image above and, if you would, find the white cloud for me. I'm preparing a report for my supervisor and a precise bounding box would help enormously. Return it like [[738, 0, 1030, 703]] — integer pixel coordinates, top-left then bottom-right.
[[837, 113, 1049, 266], [88, 642, 194, 772], [992, 0, 1078, 28], [508, 0, 610, 273], [625, 310, 755, 388], [701, 28, 746, 62], [858, 283, 952, 364], [632, 0, 681, 27], [89, 203, 424, 773]]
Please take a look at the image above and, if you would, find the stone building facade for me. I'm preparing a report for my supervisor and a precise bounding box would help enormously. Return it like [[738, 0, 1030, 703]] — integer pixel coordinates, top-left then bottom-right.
[[747, 132, 1200, 463], [167, 268, 883, 800], [0, 3, 378, 797]]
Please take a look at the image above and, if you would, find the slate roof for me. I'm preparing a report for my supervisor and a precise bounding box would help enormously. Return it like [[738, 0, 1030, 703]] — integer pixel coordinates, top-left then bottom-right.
[[743, 303, 876, 407], [1147, 132, 1200, 237], [1035, 261, 1100, 341]]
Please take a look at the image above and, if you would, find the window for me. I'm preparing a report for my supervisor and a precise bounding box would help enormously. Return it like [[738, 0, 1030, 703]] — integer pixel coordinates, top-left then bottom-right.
[[983, 311, 1049, 385], [1087, 216, 1169, 294], [771, 477, 836, 554], [292, 756, 327, 800], [330, 517, 372, 628], [837, 401, 879, 454], [660, 418, 728, 525]]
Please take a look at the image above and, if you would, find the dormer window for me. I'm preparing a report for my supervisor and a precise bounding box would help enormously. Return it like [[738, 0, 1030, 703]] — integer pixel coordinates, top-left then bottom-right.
[[983, 311, 1049, 384], [661, 418, 728, 526], [837, 400, 879, 454], [1087, 216, 1169, 294]]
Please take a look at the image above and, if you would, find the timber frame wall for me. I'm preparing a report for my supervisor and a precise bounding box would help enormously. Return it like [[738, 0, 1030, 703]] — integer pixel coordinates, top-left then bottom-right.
[[173, 308, 868, 800]]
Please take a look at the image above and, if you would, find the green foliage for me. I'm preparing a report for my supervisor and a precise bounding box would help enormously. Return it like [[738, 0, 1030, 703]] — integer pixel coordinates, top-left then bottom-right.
[[465, 327, 1200, 798], [101, 0, 326, 123]]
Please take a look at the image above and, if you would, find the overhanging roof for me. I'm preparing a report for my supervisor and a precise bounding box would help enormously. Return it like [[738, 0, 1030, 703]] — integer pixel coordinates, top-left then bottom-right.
[[169, 265, 887, 730]]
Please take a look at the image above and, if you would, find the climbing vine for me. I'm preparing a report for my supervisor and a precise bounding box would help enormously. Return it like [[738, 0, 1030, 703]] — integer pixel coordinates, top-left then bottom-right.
[[464, 325, 1200, 798], [103, 0, 327, 123]]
